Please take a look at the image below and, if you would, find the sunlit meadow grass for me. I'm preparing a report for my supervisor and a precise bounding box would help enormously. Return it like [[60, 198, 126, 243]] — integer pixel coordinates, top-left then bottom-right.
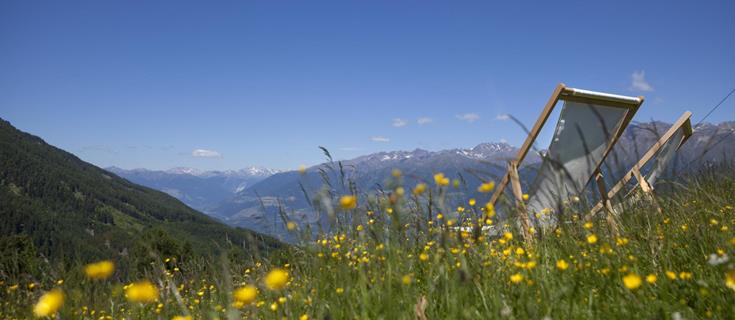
[[2, 168, 735, 319]]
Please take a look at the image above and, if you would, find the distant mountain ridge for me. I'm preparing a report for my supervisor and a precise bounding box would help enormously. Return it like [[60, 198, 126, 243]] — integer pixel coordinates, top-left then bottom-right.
[[212, 142, 541, 239], [107, 166, 281, 217], [212, 121, 734, 240]]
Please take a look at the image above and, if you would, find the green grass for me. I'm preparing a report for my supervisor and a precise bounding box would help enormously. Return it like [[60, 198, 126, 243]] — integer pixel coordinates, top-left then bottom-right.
[[2, 170, 735, 319]]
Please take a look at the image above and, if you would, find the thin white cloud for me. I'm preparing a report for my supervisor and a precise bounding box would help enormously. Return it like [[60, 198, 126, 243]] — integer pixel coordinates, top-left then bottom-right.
[[392, 118, 408, 127], [370, 136, 390, 142], [495, 114, 510, 121], [417, 117, 433, 125], [499, 138, 508, 144], [456, 113, 480, 122], [630, 70, 654, 92], [192, 149, 222, 158]]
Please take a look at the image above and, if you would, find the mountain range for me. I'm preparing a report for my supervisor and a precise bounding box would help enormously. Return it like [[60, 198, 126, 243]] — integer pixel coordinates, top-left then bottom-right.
[[95, 121, 735, 241], [107, 166, 280, 217], [214, 121, 735, 240]]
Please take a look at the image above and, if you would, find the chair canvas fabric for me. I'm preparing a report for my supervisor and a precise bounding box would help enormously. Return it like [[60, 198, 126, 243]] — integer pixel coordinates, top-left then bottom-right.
[[644, 128, 685, 186], [526, 101, 629, 222]]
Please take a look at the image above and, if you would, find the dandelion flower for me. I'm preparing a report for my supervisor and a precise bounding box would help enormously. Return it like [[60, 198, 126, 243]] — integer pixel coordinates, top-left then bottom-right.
[[419, 253, 429, 261], [339, 195, 357, 210], [522, 194, 529, 201], [468, 198, 476, 206], [586, 234, 598, 244], [33, 288, 64, 317], [233, 285, 258, 305], [434, 173, 450, 186], [477, 181, 495, 193], [725, 270, 735, 290], [665, 271, 677, 280], [646, 274, 657, 284], [125, 281, 159, 303], [172, 316, 192, 320], [503, 232, 513, 241], [556, 259, 569, 271], [286, 221, 297, 231], [391, 168, 401, 177], [413, 183, 427, 195], [264, 268, 289, 290], [84, 260, 115, 280], [402, 274, 412, 285], [300, 315, 309, 320], [335, 287, 344, 294], [510, 273, 523, 284], [622, 273, 642, 290]]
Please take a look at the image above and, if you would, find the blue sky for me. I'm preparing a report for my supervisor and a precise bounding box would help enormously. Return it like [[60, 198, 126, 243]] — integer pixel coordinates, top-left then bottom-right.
[[1, 0, 734, 171]]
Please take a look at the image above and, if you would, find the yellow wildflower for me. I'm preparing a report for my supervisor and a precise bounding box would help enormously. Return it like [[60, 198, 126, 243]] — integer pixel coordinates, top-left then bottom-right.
[[335, 287, 344, 294], [726, 270, 735, 290], [286, 221, 297, 231], [300, 315, 309, 320], [339, 195, 357, 210], [622, 273, 642, 290], [233, 285, 258, 305], [522, 194, 529, 201], [434, 173, 450, 186], [125, 281, 159, 303], [556, 259, 569, 271], [665, 271, 677, 280], [413, 183, 427, 195], [391, 168, 401, 177], [264, 268, 289, 290], [419, 253, 429, 261], [485, 202, 496, 217], [172, 316, 192, 320], [510, 273, 523, 284], [468, 198, 476, 206], [646, 274, 657, 284], [402, 274, 412, 285], [477, 181, 495, 193], [298, 165, 306, 174], [84, 260, 115, 280], [586, 234, 598, 244], [33, 288, 64, 317]]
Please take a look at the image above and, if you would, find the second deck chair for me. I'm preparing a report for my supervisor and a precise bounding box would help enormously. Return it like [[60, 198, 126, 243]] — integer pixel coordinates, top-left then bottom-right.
[[590, 111, 693, 215], [488, 83, 643, 239]]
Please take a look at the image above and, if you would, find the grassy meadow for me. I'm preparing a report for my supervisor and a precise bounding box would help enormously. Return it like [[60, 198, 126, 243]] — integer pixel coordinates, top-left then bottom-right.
[[2, 167, 735, 319]]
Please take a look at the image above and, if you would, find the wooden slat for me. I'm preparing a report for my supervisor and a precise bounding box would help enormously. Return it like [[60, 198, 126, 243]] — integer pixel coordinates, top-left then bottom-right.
[[489, 83, 567, 206], [589, 111, 693, 214]]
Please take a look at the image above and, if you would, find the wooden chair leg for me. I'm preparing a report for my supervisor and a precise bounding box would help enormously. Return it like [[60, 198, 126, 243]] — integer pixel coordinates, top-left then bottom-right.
[[631, 167, 662, 214], [509, 161, 533, 242], [595, 170, 619, 236]]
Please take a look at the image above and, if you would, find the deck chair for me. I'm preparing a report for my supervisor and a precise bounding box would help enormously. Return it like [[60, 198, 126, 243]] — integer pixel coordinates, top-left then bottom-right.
[[590, 111, 693, 215], [488, 83, 643, 239]]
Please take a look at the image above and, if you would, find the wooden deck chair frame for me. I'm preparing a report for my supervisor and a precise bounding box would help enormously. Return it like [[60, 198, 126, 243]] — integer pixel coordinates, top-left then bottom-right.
[[487, 83, 644, 239], [589, 111, 693, 216]]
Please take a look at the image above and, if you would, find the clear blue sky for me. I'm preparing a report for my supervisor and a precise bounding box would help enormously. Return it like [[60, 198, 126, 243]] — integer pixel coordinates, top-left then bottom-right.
[[2, 0, 733, 171]]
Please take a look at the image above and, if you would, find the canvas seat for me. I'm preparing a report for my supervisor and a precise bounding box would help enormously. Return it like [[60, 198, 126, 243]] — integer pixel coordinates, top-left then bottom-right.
[[488, 84, 643, 239], [590, 111, 693, 215]]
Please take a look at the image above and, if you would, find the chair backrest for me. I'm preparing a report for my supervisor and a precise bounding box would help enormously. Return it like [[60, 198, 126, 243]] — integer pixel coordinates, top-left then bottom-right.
[[590, 111, 693, 214], [489, 84, 643, 224]]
